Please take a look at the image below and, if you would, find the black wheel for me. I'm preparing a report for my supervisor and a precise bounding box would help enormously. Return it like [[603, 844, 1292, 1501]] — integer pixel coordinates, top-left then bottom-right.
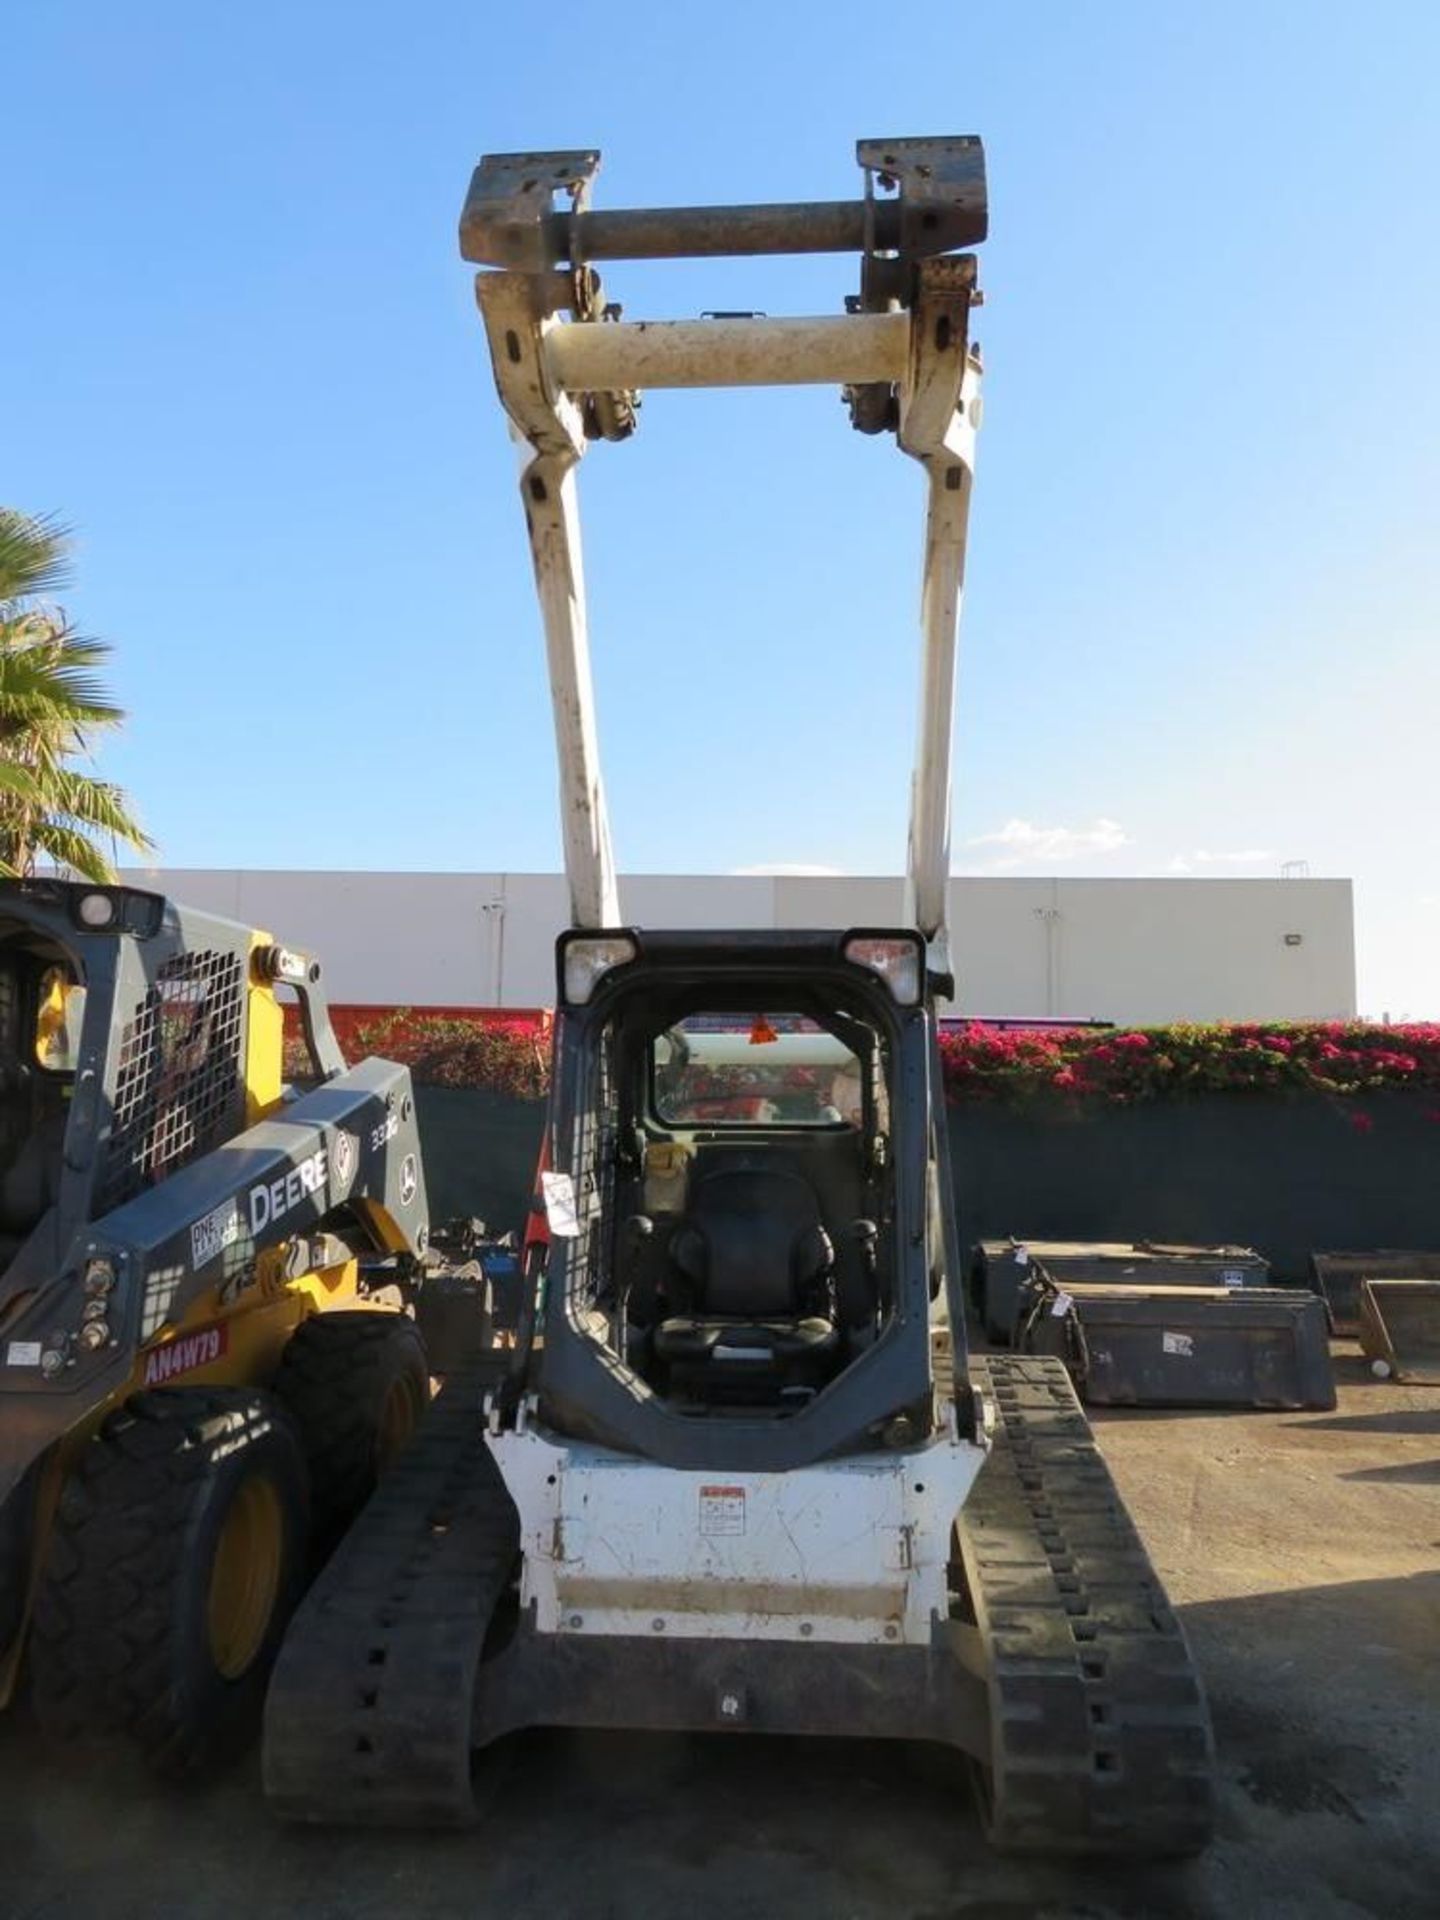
[[272, 1311, 429, 1547], [30, 1387, 309, 1776]]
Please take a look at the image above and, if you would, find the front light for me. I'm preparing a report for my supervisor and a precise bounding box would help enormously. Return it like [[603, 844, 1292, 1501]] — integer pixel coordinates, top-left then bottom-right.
[[562, 934, 637, 1005], [843, 934, 922, 1006], [77, 890, 117, 929]]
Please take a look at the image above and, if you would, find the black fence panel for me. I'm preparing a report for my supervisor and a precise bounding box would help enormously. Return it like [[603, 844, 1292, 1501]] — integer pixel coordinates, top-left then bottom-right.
[[947, 1093, 1440, 1281], [409, 1087, 1440, 1282]]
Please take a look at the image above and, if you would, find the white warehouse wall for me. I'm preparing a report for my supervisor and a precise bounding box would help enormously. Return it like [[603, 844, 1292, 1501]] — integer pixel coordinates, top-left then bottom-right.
[[128, 870, 1356, 1024]]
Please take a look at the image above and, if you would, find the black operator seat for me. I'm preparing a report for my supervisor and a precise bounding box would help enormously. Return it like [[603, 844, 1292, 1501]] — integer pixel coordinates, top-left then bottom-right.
[[654, 1167, 839, 1397]]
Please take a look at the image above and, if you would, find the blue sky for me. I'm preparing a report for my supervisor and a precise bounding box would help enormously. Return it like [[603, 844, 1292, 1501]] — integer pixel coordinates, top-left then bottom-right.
[[5, 2, 1438, 1013]]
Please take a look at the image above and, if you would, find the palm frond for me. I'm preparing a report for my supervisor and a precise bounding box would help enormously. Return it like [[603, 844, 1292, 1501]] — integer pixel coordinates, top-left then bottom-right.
[[47, 769, 155, 853], [0, 761, 42, 802], [0, 509, 74, 607], [30, 820, 118, 885], [1, 507, 152, 880], [0, 632, 127, 730]]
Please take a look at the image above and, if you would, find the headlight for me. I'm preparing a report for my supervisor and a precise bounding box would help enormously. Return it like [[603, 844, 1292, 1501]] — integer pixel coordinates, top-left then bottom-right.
[[77, 890, 117, 929], [562, 934, 637, 1005], [843, 934, 923, 1006]]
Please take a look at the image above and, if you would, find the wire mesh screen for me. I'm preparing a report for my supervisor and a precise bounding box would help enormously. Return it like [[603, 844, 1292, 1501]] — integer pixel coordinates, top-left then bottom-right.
[[565, 1024, 618, 1310], [98, 948, 246, 1212]]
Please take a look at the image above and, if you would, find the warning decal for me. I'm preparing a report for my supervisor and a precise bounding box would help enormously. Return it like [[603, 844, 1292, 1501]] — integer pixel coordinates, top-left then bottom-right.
[[699, 1485, 746, 1537], [1162, 1330, 1195, 1358]]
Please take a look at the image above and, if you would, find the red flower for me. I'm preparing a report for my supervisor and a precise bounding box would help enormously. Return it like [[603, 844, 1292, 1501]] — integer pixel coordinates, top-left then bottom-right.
[[1350, 1111, 1375, 1134], [1053, 1068, 1078, 1089]]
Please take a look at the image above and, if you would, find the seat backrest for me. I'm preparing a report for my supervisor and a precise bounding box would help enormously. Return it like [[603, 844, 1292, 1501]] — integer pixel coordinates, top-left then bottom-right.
[[669, 1168, 831, 1319]]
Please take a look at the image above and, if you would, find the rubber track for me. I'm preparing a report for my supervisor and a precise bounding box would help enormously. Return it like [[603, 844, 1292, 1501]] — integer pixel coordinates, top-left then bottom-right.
[[262, 1363, 519, 1825], [960, 1355, 1215, 1855]]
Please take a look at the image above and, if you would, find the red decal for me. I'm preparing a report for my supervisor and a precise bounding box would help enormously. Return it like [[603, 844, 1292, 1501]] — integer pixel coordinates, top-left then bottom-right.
[[142, 1323, 229, 1387]]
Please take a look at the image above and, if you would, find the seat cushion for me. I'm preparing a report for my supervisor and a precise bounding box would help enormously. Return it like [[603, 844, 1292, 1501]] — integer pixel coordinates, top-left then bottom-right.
[[654, 1315, 839, 1367]]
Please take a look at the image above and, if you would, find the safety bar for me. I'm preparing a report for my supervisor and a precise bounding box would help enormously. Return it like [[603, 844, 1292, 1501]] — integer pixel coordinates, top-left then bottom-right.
[[544, 313, 910, 392]]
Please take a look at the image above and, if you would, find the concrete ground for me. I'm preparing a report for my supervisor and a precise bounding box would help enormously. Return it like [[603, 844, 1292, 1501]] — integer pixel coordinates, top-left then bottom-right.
[[2, 1347, 1437, 1920]]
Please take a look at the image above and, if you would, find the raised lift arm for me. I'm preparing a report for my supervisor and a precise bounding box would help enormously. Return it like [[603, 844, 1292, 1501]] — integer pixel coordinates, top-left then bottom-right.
[[461, 139, 985, 974]]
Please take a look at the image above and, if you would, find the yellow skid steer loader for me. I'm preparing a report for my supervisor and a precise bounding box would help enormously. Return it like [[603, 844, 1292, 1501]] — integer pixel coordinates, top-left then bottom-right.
[[0, 876, 432, 1772]]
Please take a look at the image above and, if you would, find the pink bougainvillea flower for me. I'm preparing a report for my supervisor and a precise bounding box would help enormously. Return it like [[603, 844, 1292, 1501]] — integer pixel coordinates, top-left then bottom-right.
[[1053, 1067, 1078, 1089], [1349, 1111, 1375, 1133]]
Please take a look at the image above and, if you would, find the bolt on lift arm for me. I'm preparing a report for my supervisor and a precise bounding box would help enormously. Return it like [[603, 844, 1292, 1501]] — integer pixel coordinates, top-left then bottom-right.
[[462, 138, 985, 971]]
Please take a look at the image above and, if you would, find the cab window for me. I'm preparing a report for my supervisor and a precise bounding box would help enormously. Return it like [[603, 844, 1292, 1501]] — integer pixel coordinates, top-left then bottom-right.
[[652, 1014, 863, 1127]]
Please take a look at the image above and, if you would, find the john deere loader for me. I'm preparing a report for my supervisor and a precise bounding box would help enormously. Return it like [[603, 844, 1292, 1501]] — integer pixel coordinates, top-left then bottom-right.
[[0, 876, 432, 1770], [263, 138, 1217, 1853]]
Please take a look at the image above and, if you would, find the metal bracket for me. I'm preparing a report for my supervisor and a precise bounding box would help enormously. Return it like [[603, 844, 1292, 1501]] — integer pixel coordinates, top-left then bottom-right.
[[848, 251, 975, 439], [855, 136, 988, 254], [898, 256, 976, 458], [460, 149, 601, 271]]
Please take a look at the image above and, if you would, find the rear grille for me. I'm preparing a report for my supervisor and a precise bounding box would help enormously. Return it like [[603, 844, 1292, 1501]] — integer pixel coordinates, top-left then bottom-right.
[[98, 948, 246, 1212]]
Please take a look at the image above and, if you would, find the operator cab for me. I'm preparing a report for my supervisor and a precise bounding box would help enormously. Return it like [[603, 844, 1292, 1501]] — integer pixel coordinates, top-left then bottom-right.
[[0, 928, 85, 1275], [638, 1012, 887, 1406], [536, 928, 945, 1462]]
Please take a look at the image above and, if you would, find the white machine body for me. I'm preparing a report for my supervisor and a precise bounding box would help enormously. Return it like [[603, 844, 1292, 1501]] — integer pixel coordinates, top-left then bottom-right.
[[489, 1400, 986, 1646]]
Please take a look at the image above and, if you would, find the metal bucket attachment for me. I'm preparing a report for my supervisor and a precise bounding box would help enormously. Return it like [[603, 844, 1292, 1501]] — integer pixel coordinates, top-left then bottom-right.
[[1310, 1250, 1440, 1338], [972, 1238, 1270, 1345], [1358, 1279, 1440, 1384], [1017, 1282, 1336, 1410]]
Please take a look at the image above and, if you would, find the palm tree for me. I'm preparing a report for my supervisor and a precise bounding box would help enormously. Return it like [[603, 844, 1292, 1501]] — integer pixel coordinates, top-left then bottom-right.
[[0, 509, 154, 883]]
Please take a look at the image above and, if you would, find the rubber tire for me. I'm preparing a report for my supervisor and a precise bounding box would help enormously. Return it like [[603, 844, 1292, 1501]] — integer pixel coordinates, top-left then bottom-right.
[[271, 1312, 429, 1548], [29, 1387, 309, 1776]]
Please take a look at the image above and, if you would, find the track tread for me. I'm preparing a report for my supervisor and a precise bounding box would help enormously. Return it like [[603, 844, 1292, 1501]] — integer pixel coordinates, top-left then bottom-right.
[[961, 1354, 1215, 1856], [263, 1365, 519, 1826]]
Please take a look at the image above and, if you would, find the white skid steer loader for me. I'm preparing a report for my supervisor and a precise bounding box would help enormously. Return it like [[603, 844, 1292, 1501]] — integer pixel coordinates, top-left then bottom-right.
[[263, 138, 1215, 1855]]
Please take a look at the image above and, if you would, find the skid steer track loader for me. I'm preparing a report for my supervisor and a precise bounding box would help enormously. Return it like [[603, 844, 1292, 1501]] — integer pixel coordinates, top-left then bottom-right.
[[264, 139, 1216, 1853], [0, 877, 433, 1771]]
